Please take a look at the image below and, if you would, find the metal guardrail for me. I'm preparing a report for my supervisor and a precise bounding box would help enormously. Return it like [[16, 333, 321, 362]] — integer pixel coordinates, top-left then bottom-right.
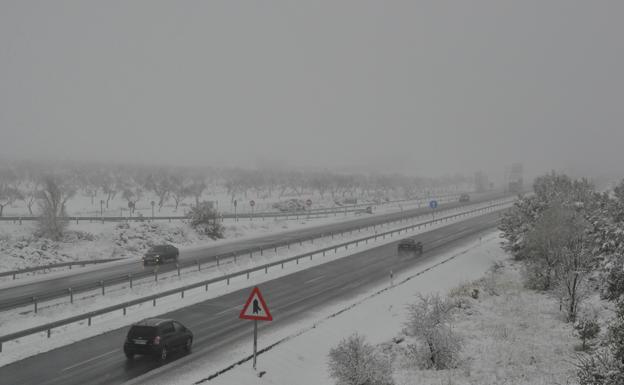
[[0, 195, 486, 313], [0, 194, 461, 223], [0, 259, 124, 280], [0, 198, 513, 353]]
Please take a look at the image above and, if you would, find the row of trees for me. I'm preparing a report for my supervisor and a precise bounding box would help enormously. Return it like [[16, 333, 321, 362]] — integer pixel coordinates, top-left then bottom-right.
[[499, 172, 624, 383], [0, 160, 479, 217]]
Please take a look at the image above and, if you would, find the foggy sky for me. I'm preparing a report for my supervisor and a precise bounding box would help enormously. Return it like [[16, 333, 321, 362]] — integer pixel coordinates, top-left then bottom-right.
[[1, 1, 623, 182]]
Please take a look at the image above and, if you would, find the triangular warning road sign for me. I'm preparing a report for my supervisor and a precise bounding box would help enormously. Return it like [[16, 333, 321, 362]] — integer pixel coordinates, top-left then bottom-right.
[[239, 287, 273, 321]]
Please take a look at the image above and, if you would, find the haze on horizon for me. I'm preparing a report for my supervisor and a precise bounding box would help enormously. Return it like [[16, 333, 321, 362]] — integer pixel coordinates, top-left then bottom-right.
[[1, 1, 623, 183]]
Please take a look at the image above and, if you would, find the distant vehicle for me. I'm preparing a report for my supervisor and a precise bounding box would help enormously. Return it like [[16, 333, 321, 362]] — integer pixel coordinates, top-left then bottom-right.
[[143, 244, 179, 265], [459, 193, 470, 202], [397, 238, 423, 256], [272, 199, 306, 212], [124, 318, 193, 361]]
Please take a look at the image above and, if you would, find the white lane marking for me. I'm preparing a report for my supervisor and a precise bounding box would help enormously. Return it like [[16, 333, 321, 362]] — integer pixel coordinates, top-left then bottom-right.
[[215, 306, 239, 316], [61, 349, 118, 372], [304, 275, 325, 285]]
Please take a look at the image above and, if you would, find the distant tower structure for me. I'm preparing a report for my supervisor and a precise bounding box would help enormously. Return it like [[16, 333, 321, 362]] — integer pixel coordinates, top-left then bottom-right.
[[474, 171, 489, 193], [508, 163, 523, 193]]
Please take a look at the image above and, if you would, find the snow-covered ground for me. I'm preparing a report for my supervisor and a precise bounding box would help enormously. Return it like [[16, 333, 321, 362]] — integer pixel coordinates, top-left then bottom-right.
[[127, 232, 595, 385], [128, 232, 509, 385], [0, 201, 511, 367], [0, 193, 460, 274]]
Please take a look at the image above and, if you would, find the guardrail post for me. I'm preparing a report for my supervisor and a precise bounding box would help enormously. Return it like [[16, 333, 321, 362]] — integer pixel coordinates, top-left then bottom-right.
[[196, 260, 201, 271], [13, 272, 16, 280], [47, 329, 51, 338], [153, 298, 156, 306], [176, 263, 180, 276], [69, 288, 73, 304], [217, 257, 220, 266], [181, 290, 185, 299], [234, 254, 237, 264], [296, 258, 299, 264], [33, 297, 37, 314], [88, 315, 92, 326], [227, 277, 230, 285], [154, 270, 158, 282], [247, 272, 250, 279], [129, 274, 133, 288], [0, 342, 2, 352], [265, 266, 268, 274], [205, 283, 209, 291], [281, 262, 284, 269], [100, 280, 105, 295], [123, 307, 126, 315], [260, 248, 263, 256]]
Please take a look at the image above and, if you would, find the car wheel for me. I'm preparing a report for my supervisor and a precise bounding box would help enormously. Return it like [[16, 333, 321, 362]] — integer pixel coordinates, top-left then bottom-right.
[[159, 347, 168, 361], [184, 338, 193, 352]]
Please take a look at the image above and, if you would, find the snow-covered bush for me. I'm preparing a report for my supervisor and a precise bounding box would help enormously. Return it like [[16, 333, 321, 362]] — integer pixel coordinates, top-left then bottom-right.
[[187, 201, 224, 239], [575, 318, 601, 351], [328, 333, 394, 385], [403, 294, 462, 370]]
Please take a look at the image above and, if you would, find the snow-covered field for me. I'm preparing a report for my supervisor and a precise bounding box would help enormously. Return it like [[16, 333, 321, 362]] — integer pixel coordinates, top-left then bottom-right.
[[0, 193, 460, 274], [0, 200, 510, 367], [128, 232, 596, 385]]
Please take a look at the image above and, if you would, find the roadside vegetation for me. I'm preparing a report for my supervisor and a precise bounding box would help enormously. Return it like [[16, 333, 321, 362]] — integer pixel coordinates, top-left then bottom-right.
[[0, 159, 476, 270], [328, 172, 624, 384]]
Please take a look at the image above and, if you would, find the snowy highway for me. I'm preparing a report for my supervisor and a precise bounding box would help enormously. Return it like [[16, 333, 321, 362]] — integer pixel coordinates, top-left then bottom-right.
[[0, 191, 507, 312], [0, 210, 503, 385]]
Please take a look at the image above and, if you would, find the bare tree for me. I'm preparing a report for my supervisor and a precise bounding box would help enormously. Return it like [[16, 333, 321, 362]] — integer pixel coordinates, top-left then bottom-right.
[[20, 180, 40, 215], [121, 187, 143, 214], [37, 177, 76, 240]]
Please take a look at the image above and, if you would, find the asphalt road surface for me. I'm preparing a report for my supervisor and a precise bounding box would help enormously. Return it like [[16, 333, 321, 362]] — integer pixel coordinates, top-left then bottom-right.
[[0, 191, 508, 310], [0, 209, 503, 385]]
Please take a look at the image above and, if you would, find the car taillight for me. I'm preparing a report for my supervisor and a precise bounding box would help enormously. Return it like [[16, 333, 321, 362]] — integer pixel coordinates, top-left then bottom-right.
[[153, 336, 161, 345]]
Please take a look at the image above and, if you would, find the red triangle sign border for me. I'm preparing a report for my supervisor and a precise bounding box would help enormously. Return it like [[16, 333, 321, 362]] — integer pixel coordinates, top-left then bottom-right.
[[239, 286, 273, 321]]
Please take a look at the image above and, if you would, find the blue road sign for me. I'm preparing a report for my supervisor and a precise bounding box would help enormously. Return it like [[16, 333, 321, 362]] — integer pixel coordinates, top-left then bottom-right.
[[429, 200, 438, 209]]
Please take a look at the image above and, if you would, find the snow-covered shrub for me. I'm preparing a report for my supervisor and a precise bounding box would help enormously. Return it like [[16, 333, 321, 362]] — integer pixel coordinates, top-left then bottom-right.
[[187, 201, 224, 239], [574, 318, 601, 351], [328, 333, 394, 385], [576, 348, 624, 385], [602, 257, 624, 301], [403, 294, 463, 370]]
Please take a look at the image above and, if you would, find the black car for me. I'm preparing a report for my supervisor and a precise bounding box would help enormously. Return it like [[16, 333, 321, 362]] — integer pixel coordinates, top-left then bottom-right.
[[143, 244, 179, 265], [397, 238, 423, 255], [124, 318, 193, 361], [459, 193, 470, 202]]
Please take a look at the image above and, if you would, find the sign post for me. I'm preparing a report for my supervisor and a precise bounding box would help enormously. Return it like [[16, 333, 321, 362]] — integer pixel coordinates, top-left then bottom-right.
[[250, 200, 255, 221], [239, 286, 273, 370], [429, 200, 438, 220], [234, 199, 237, 222], [306, 199, 312, 219]]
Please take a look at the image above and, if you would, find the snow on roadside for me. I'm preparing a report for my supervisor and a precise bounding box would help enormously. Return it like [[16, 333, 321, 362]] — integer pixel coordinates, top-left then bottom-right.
[[125, 232, 509, 385], [0, 194, 479, 276], [0, 203, 508, 367]]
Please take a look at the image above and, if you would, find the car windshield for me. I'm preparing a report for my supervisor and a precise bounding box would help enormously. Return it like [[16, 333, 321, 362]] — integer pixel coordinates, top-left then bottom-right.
[[128, 326, 157, 338], [148, 246, 168, 253]]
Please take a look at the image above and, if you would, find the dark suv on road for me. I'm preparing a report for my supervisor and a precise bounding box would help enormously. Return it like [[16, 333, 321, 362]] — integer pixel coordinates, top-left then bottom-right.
[[143, 244, 179, 265], [397, 238, 423, 256], [124, 318, 193, 361]]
